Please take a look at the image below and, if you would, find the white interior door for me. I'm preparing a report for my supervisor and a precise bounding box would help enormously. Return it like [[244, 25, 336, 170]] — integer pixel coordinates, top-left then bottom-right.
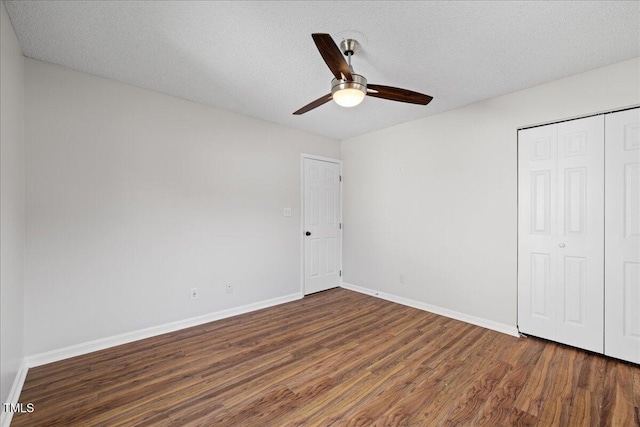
[[518, 116, 604, 353], [303, 157, 341, 295], [605, 107, 640, 364]]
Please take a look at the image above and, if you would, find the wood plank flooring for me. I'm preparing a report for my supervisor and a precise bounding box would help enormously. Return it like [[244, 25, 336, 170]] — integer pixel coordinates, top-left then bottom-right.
[[12, 288, 640, 426]]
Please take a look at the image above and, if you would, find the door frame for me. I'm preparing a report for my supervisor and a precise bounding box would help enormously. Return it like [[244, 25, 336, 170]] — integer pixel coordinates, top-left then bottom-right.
[[300, 153, 343, 296]]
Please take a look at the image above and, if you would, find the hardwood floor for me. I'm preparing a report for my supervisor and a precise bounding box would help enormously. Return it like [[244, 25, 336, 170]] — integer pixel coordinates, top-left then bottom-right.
[[12, 288, 640, 426]]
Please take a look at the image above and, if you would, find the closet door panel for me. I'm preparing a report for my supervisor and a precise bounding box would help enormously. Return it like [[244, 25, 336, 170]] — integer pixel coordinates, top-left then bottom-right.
[[605, 108, 640, 364], [519, 116, 604, 353], [556, 117, 604, 353], [518, 125, 558, 340]]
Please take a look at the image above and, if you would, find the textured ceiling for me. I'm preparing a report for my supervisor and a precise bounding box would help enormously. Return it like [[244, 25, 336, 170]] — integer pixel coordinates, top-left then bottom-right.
[[5, 1, 640, 140]]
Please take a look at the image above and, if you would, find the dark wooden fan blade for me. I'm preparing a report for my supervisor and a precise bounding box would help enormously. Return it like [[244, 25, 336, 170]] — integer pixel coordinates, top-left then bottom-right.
[[293, 93, 333, 115], [312, 33, 353, 81], [366, 84, 433, 105]]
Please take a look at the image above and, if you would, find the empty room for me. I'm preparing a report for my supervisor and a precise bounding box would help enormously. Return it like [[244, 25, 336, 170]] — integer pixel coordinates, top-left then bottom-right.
[[1, 1, 639, 426]]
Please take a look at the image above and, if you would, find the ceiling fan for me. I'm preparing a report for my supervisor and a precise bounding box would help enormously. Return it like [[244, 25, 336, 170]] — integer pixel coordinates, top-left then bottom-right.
[[293, 33, 433, 115]]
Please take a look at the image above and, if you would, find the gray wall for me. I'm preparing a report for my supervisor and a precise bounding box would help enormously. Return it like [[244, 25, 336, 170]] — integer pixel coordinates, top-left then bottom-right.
[[24, 59, 340, 355], [0, 1, 25, 406], [342, 58, 640, 330]]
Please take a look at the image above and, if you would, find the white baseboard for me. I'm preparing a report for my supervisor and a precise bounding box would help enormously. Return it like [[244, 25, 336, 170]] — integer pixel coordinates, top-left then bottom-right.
[[341, 282, 519, 337], [1, 358, 28, 427], [25, 292, 302, 368]]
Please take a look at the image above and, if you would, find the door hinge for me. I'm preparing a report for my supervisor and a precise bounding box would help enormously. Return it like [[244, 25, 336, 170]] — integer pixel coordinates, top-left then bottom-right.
[[339, 270, 342, 277], [339, 223, 342, 229], [340, 175, 342, 182]]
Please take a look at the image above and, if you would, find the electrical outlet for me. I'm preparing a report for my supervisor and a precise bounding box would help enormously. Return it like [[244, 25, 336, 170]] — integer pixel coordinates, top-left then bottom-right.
[[226, 284, 233, 293], [399, 274, 405, 284], [190, 287, 199, 300], [283, 207, 292, 217]]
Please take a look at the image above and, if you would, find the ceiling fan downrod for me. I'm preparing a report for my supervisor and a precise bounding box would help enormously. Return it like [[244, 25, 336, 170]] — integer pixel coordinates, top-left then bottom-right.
[[340, 38, 360, 77]]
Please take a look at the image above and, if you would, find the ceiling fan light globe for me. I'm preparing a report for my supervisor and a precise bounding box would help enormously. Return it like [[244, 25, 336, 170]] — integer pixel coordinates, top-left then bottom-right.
[[333, 88, 366, 107]]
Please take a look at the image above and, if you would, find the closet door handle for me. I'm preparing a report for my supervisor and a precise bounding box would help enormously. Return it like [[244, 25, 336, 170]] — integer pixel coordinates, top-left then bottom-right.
[[558, 243, 566, 248]]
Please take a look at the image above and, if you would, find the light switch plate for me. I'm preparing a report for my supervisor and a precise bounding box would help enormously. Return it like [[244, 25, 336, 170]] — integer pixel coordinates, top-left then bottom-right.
[[284, 207, 292, 217]]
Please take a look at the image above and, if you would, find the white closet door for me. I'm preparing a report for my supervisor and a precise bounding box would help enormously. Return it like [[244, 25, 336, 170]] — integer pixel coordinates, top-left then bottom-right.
[[555, 117, 604, 353], [518, 116, 604, 353], [518, 124, 558, 340], [605, 108, 640, 364]]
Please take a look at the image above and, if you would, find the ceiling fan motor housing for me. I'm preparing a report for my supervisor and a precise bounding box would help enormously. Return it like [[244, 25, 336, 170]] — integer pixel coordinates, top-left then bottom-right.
[[331, 74, 367, 95]]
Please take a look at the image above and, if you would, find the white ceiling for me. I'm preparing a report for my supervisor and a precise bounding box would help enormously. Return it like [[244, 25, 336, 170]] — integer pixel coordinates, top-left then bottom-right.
[[5, 1, 640, 140]]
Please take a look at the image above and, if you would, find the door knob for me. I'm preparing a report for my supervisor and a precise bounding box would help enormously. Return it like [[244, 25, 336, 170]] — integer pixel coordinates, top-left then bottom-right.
[[559, 243, 566, 248], [305, 231, 311, 236]]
